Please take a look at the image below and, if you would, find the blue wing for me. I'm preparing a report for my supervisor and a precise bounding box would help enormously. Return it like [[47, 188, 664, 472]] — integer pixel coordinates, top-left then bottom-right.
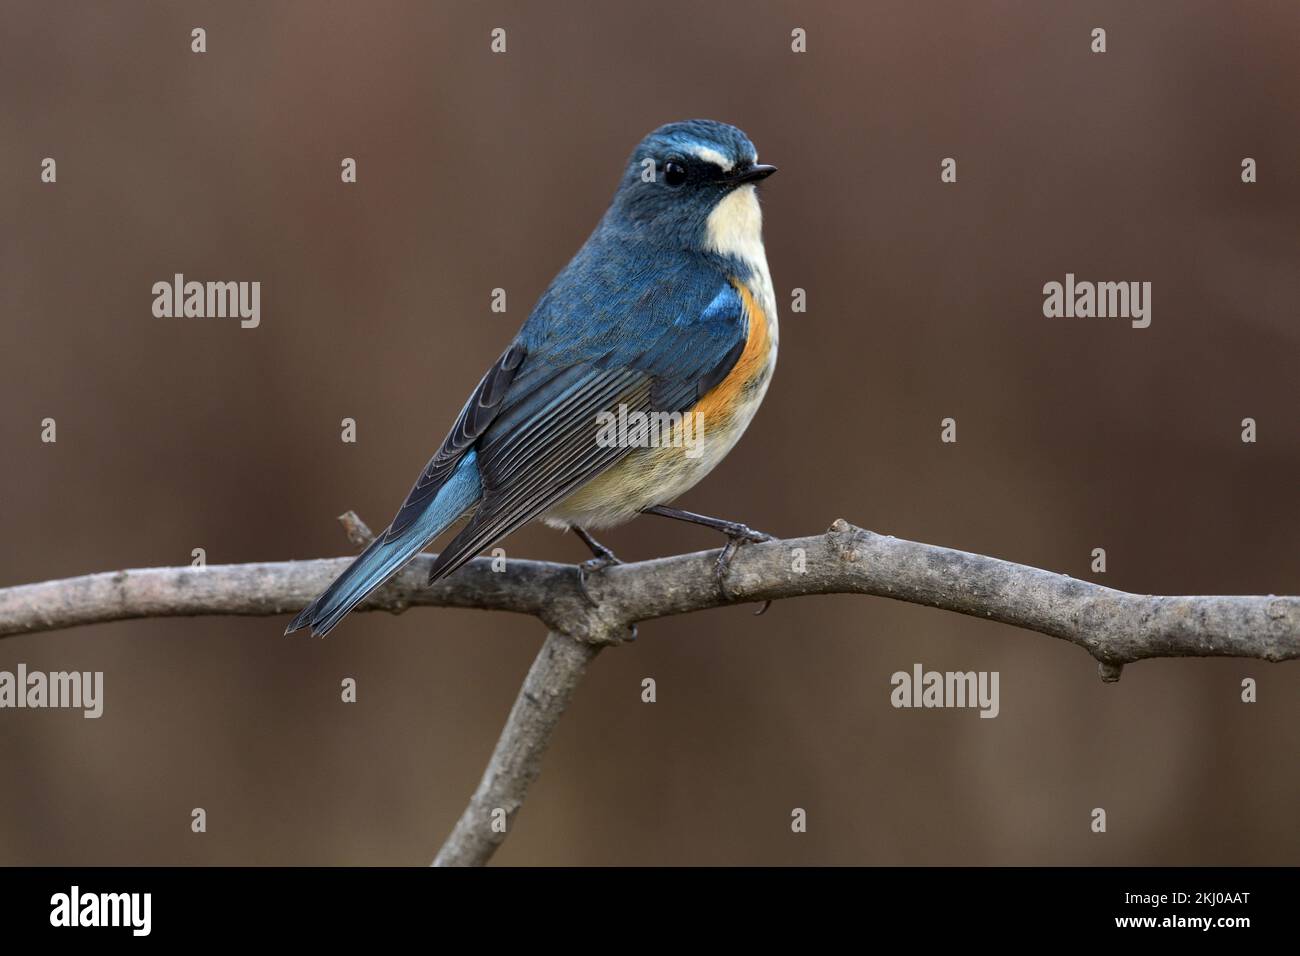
[[420, 250, 751, 583], [287, 246, 750, 636]]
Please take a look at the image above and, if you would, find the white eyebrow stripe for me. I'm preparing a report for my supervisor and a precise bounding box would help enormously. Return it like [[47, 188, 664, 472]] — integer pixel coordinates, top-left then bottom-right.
[[687, 145, 734, 172]]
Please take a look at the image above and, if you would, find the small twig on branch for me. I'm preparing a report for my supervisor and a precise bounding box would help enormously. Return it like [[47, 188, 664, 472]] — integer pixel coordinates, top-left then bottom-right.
[[0, 517, 1294, 866], [337, 510, 376, 548]]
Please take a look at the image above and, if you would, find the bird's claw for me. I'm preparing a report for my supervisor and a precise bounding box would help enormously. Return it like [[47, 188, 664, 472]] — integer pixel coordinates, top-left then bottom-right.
[[713, 524, 773, 606], [578, 553, 622, 607]]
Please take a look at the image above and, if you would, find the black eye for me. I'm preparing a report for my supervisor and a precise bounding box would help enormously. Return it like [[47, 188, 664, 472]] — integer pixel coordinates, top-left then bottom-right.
[[663, 161, 687, 186]]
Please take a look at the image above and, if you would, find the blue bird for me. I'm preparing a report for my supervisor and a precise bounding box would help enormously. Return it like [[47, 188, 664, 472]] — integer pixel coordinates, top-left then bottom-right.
[[287, 119, 779, 637]]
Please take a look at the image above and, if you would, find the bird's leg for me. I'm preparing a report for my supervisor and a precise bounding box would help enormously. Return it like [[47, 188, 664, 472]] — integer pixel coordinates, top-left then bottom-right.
[[574, 525, 619, 562], [573, 525, 622, 607], [641, 505, 773, 613]]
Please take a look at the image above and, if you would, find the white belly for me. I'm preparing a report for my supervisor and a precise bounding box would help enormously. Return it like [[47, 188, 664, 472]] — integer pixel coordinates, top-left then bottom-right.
[[541, 353, 774, 529]]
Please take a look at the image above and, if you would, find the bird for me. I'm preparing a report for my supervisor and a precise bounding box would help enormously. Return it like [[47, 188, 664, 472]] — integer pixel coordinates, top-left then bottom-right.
[[287, 119, 779, 638]]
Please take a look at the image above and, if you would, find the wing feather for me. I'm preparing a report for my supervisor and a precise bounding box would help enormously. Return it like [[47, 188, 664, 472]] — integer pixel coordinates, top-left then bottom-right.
[[398, 273, 752, 584], [385, 342, 526, 540], [423, 368, 654, 582]]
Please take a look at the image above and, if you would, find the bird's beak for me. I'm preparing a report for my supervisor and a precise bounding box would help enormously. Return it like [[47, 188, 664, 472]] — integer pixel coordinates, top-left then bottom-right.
[[730, 163, 778, 185]]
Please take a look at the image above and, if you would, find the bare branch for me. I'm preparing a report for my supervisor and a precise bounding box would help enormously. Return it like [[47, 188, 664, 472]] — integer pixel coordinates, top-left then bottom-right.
[[431, 630, 604, 867], [590, 519, 1300, 666], [4, 519, 1293, 664], [0, 517, 1294, 867], [0, 555, 577, 638]]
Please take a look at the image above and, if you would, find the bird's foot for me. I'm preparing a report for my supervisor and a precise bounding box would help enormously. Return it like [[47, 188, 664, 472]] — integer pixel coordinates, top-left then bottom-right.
[[639, 506, 775, 615], [713, 523, 773, 612], [577, 554, 622, 607], [575, 528, 623, 609]]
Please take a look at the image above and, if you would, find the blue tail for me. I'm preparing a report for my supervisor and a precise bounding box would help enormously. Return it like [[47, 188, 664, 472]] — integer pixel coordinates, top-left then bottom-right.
[[285, 451, 482, 637]]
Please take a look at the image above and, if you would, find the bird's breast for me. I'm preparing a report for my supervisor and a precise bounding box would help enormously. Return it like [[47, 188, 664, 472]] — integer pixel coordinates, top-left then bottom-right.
[[694, 277, 777, 426]]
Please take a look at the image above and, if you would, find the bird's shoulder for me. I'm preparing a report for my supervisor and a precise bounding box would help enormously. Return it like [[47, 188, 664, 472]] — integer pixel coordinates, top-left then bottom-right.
[[518, 239, 747, 366]]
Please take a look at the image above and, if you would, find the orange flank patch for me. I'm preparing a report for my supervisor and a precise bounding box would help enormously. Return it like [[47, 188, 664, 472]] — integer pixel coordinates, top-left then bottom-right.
[[693, 280, 771, 426]]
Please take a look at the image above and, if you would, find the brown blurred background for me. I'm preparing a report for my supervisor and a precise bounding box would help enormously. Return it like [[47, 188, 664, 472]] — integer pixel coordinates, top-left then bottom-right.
[[0, 0, 1296, 865]]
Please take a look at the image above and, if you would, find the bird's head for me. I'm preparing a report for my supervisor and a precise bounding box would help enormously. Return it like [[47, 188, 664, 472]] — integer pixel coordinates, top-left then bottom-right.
[[606, 120, 776, 259]]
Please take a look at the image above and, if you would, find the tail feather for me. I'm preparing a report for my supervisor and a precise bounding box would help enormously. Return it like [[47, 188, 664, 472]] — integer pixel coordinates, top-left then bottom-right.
[[285, 533, 423, 637], [286, 451, 482, 637]]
